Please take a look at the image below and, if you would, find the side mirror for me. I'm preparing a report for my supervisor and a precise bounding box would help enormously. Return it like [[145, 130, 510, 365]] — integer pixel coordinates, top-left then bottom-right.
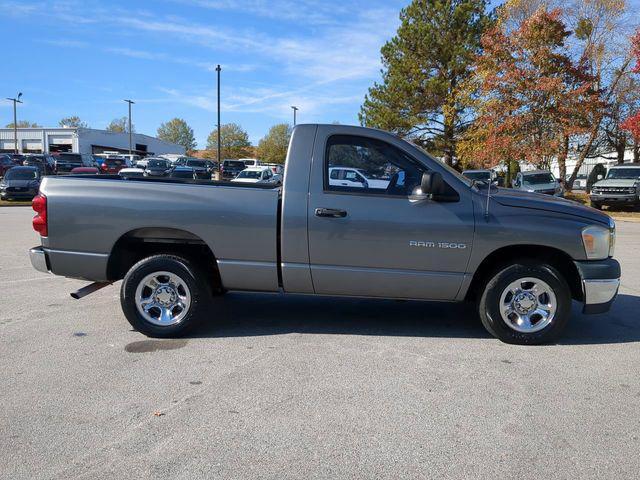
[[421, 171, 444, 196]]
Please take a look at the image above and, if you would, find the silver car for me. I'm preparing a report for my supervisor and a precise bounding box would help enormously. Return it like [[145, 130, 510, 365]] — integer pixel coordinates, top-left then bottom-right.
[[512, 170, 563, 197]]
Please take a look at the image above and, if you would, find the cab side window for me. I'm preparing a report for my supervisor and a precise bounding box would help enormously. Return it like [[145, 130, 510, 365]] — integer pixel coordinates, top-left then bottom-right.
[[325, 135, 426, 196]]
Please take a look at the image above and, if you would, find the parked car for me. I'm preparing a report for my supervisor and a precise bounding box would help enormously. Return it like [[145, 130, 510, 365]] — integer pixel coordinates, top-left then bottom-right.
[[118, 168, 145, 178], [263, 163, 284, 175], [0, 166, 41, 200], [70, 167, 99, 175], [328, 166, 390, 190], [462, 169, 498, 185], [239, 158, 260, 168], [512, 170, 563, 196], [567, 173, 588, 190], [7, 154, 26, 165], [0, 155, 16, 177], [54, 153, 95, 174], [589, 164, 640, 210], [144, 158, 172, 177], [220, 160, 247, 179], [23, 154, 56, 176], [99, 157, 127, 174], [169, 166, 198, 179], [232, 166, 279, 184], [175, 158, 215, 179], [29, 124, 619, 345]]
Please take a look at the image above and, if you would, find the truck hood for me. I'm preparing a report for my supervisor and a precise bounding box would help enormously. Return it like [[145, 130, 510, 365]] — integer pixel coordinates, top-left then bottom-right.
[[593, 179, 639, 188], [491, 188, 610, 225]]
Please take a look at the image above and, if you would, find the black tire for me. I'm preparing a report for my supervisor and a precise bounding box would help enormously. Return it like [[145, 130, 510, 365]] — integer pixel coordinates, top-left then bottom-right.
[[590, 201, 602, 210], [120, 254, 211, 338], [478, 261, 572, 345]]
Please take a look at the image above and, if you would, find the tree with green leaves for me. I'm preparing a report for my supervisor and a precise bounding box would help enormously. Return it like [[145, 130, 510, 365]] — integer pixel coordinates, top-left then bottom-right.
[[59, 116, 88, 128], [256, 124, 291, 164], [106, 117, 134, 133], [157, 118, 197, 152], [5, 120, 40, 128], [206, 123, 252, 160], [359, 0, 493, 165]]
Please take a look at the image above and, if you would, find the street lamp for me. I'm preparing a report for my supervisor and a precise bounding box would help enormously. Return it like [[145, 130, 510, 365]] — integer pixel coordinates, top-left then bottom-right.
[[6, 93, 23, 154], [216, 65, 221, 163], [124, 99, 135, 155], [291, 106, 299, 126]]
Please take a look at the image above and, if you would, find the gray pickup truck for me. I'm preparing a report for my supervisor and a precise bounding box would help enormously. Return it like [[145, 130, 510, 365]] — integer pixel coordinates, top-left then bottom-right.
[[29, 124, 620, 345]]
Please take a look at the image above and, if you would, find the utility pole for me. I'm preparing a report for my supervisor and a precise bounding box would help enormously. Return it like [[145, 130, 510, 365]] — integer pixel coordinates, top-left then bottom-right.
[[291, 106, 299, 126], [6, 93, 23, 154], [216, 64, 222, 163], [124, 99, 135, 155]]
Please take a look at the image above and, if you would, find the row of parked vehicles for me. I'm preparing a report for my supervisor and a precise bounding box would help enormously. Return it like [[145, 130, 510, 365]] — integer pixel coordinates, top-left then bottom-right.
[[460, 165, 640, 209], [0, 152, 285, 200]]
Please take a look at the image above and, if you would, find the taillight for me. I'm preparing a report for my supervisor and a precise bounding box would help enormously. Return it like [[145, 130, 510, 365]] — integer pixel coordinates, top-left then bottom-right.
[[32, 194, 48, 237], [101, 164, 108, 171]]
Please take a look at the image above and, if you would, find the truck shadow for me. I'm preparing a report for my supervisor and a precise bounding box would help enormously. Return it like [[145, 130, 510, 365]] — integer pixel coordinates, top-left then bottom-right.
[[192, 293, 640, 345]]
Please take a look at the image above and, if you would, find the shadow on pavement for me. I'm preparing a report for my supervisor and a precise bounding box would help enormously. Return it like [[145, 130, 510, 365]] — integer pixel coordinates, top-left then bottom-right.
[[192, 292, 640, 345], [194, 292, 490, 340], [560, 294, 640, 345]]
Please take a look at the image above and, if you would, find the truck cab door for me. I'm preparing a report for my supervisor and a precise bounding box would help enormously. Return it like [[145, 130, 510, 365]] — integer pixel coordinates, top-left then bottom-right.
[[306, 128, 474, 301]]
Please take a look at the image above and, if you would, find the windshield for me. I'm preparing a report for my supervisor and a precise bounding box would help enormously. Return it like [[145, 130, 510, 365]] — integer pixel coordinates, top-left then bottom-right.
[[148, 160, 168, 168], [6, 168, 38, 180], [606, 168, 640, 180], [187, 160, 206, 168], [224, 161, 245, 168], [464, 171, 491, 181], [523, 173, 555, 185], [237, 170, 261, 179]]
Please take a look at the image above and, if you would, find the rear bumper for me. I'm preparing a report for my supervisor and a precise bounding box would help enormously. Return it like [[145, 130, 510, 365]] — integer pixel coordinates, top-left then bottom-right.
[[573, 259, 620, 314], [30, 246, 109, 280], [30, 246, 50, 274]]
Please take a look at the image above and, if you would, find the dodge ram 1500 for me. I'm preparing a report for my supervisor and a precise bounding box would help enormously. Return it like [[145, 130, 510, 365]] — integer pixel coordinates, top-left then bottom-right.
[[29, 124, 620, 344]]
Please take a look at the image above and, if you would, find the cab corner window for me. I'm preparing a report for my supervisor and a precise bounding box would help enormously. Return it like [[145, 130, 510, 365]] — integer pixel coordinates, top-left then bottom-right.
[[325, 135, 426, 196]]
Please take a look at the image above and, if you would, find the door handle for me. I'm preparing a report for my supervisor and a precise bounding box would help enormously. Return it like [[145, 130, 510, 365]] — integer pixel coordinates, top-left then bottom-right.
[[315, 208, 347, 218]]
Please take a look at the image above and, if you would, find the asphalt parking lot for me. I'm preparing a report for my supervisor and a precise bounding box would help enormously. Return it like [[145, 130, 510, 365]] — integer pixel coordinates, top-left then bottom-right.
[[1, 207, 639, 480]]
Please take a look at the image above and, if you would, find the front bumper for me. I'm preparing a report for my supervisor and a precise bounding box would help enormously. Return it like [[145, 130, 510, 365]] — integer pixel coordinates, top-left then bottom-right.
[[574, 258, 620, 314], [30, 246, 50, 274], [590, 193, 639, 205]]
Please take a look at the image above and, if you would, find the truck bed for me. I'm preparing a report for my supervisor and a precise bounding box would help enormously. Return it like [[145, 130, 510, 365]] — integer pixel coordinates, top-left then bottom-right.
[[38, 174, 282, 291]]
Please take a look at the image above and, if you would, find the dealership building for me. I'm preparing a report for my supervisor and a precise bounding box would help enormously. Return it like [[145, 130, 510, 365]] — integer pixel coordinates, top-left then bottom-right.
[[0, 127, 184, 156]]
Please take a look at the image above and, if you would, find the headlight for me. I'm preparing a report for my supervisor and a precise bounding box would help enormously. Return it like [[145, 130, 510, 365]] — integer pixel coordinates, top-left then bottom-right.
[[582, 225, 612, 260]]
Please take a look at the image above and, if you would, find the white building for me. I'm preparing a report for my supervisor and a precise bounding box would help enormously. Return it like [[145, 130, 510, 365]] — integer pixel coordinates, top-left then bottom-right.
[[0, 127, 184, 156]]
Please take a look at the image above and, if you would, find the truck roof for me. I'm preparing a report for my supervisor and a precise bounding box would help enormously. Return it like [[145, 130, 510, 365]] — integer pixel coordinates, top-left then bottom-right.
[[610, 163, 640, 168]]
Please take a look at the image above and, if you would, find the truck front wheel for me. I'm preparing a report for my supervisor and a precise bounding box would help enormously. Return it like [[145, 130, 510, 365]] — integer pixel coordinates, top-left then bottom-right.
[[478, 262, 571, 345], [120, 254, 211, 337]]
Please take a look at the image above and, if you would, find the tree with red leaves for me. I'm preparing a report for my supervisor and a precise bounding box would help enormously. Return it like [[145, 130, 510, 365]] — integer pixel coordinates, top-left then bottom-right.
[[621, 30, 640, 142], [458, 8, 601, 183]]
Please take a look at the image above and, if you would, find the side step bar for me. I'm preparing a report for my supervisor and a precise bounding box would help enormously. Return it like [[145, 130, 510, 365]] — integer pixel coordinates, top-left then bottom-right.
[[70, 282, 112, 300]]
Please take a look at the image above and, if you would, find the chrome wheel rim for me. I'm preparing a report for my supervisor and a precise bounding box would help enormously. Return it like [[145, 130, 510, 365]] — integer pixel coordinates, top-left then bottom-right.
[[499, 277, 557, 333], [135, 271, 191, 326]]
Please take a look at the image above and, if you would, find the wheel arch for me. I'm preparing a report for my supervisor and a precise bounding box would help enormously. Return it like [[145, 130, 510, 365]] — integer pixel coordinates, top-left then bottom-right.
[[107, 227, 223, 294], [465, 244, 583, 303]]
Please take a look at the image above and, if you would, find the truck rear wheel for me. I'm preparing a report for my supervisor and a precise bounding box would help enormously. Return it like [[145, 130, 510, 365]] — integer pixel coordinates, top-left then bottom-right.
[[478, 262, 571, 345], [120, 254, 211, 337]]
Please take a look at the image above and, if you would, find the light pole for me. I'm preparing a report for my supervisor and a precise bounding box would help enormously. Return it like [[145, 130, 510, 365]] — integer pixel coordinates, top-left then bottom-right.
[[291, 106, 299, 126], [124, 99, 134, 155], [216, 64, 221, 163], [6, 93, 23, 154]]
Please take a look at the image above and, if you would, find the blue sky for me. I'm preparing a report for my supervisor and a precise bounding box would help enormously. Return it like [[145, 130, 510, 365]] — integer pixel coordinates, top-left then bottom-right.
[[0, 0, 406, 146]]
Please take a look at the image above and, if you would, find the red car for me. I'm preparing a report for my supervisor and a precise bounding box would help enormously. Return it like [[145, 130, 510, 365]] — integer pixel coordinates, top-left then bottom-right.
[[99, 157, 127, 174]]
